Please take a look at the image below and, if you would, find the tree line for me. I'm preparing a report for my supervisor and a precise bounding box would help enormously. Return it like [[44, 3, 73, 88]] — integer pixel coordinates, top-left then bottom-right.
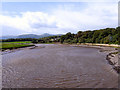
[[60, 27, 119, 44], [1, 27, 120, 44]]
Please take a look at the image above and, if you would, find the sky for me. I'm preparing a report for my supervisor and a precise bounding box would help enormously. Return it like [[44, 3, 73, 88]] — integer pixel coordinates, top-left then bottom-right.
[[0, 1, 119, 36]]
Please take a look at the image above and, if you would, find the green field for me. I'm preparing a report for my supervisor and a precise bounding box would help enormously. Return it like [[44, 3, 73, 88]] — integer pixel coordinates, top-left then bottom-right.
[[2, 41, 32, 44], [0, 41, 34, 50]]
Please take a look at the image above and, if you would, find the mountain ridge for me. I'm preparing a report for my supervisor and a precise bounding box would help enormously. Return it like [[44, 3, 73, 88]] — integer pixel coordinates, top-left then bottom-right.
[[0, 33, 62, 39]]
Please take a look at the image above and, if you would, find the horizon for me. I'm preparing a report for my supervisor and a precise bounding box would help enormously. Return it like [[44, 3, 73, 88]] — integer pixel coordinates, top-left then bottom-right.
[[1, 26, 118, 37], [0, 1, 118, 36]]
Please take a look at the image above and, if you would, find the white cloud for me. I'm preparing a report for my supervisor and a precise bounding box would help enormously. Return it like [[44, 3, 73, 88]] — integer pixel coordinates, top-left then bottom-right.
[[0, 14, 32, 32], [0, 2, 118, 35], [0, 12, 58, 33], [53, 2, 117, 30]]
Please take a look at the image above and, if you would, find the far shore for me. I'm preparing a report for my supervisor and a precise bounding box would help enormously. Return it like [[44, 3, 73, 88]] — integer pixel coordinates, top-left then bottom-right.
[[60, 43, 120, 48]]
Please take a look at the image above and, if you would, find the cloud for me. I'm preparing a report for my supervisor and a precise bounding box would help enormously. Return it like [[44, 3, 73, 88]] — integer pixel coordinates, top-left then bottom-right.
[[0, 2, 118, 35], [0, 12, 58, 32], [53, 2, 118, 30], [0, 14, 32, 32]]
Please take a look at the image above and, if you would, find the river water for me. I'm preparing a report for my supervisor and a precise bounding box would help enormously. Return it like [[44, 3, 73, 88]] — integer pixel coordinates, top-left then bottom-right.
[[2, 44, 118, 88]]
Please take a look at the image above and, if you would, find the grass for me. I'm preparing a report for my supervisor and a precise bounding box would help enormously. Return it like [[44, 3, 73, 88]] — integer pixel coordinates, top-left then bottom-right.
[[0, 41, 34, 51], [2, 41, 32, 44]]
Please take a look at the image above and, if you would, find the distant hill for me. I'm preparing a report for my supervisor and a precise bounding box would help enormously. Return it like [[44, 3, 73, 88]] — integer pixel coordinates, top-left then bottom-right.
[[17, 34, 42, 39], [0, 36, 17, 39], [0, 33, 62, 39]]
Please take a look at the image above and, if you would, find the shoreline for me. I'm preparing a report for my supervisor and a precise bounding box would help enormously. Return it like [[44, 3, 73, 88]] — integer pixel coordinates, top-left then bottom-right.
[[0, 45, 37, 55], [1, 43, 119, 73], [2, 43, 118, 88], [67, 44, 119, 74]]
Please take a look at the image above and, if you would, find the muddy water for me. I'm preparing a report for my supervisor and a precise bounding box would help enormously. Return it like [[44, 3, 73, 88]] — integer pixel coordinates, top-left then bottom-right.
[[2, 44, 118, 88]]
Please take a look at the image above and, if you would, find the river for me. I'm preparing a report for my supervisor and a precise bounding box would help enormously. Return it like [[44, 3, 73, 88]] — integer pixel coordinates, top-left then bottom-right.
[[2, 44, 118, 88]]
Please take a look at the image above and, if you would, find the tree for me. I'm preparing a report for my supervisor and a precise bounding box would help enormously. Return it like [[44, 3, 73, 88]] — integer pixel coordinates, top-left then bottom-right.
[[32, 39, 38, 43]]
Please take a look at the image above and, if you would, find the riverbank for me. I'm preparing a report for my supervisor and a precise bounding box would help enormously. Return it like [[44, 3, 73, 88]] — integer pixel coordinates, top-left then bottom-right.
[[0, 45, 36, 55], [67, 44, 119, 74], [0, 41, 34, 51], [1, 43, 119, 73]]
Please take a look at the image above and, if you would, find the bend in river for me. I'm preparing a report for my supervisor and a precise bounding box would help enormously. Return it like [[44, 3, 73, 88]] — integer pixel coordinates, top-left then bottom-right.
[[2, 44, 118, 88]]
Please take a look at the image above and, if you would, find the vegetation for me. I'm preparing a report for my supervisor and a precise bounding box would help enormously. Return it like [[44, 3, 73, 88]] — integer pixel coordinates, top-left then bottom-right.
[[0, 41, 34, 51], [31, 27, 119, 44], [59, 27, 119, 44], [0, 43, 34, 51], [1, 27, 119, 45], [1, 38, 34, 42], [2, 41, 32, 44]]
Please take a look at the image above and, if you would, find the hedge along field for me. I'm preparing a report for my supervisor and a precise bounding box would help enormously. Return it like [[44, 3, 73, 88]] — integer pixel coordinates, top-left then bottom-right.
[[2, 41, 32, 44]]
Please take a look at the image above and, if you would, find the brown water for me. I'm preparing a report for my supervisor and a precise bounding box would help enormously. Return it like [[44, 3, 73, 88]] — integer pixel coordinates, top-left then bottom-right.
[[2, 44, 118, 88]]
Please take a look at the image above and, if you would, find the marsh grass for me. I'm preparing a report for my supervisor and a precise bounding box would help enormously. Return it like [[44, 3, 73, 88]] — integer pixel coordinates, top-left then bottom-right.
[[0, 41, 34, 51], [2, 41, 32, 44]]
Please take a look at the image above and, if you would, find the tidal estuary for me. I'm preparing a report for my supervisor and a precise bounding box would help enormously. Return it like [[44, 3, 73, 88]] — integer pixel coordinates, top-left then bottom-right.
[[2, 44, 118, 88]]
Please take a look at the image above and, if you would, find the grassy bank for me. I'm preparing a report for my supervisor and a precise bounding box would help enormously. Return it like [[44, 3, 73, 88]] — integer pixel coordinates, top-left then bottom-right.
[[2, 41, 32, 44], [0, 41, 34, 51]]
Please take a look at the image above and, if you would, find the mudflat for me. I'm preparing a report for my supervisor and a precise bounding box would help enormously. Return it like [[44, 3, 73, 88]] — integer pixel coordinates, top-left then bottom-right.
[[2, 44, 118, 88]]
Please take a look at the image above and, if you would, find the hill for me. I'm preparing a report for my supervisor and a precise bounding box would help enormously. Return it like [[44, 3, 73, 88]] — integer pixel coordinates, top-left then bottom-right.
[[0, 33, 60, 39]]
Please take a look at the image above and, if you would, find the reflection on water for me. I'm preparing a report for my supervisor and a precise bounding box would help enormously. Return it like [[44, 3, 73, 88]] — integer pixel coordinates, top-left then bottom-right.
[[2, 44, 118, 88]]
